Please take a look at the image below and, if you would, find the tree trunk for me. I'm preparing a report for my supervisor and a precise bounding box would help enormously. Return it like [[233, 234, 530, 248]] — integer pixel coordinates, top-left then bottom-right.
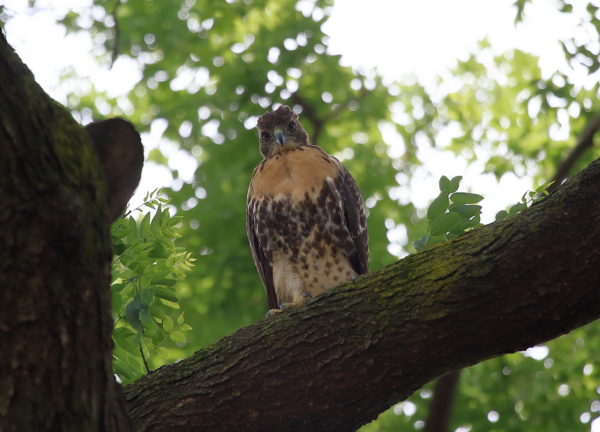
[[424, 371, 461, 432], [124, 155, 600, 431], [0, 33, 131, 431]]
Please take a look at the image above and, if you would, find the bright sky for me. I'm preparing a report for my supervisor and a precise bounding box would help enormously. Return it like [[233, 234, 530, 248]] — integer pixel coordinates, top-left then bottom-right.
[[2, 1, 595, 249]]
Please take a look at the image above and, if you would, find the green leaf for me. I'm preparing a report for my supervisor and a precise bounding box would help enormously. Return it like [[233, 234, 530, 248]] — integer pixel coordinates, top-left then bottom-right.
[[429, 212, 461, 236], [509, 202, 527, 215], [151, 205, 163, 229], [449, 203, 482, 219], [413, 236, 429, 252], [141, 288, 155, 304], [155, 287, 178, 302], [126, 216, 138, 244], [169, 215, 184, 227], [495, 210, 509, 221], [113, 242, 126, 255], [149, 241, 167, 259], [140, 212, 151, 237], [125, 298, 145, 332], [439, 175, 450, 193], [162, 315, 174, 331], [450, 192, 484, 205], [113, 327, 139, 356], [140, 274, 153, 290], [159, 298, 180, 309], [448, 176, 462, 193], [560, 2, 573, 13], [111, 291, 123, 312], [111, 219, 130, 238], [450, 215, 481, 236], [427, 193, 449, 220], [169, 331, 186, 344], [139, 308, 157, 331]]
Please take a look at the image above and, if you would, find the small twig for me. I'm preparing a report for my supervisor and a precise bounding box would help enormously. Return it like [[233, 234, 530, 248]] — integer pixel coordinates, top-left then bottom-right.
[[113, 314, 124, 330], [139, 337, 151, 373], [548, 113, 600, 193]]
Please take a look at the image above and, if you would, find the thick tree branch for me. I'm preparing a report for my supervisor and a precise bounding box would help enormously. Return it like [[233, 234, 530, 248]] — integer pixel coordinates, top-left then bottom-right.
[[124, 156, 600, 431], [423, 111, 600, 431]]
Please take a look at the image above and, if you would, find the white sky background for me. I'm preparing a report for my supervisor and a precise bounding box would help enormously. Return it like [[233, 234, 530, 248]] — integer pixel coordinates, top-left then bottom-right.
[[1, 1, 595, 251]]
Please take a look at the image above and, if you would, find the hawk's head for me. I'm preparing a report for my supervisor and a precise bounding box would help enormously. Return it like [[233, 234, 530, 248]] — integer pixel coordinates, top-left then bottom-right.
[[256, 105, 309, 158]]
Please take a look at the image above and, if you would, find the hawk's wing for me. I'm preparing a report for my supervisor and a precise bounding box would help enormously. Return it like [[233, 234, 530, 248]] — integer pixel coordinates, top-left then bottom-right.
[[333, 164, 369, 275], [246, 194, 279, 310]]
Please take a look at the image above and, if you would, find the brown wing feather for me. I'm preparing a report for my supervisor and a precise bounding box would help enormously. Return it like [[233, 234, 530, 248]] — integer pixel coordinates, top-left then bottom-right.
[[333, 165, 369, 275], [246, 194, 279, 310]]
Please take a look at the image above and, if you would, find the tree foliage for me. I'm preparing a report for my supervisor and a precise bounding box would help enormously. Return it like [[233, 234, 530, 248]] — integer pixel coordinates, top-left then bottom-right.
[[111, 190, 195, 382], [3, 0, 599, 430]]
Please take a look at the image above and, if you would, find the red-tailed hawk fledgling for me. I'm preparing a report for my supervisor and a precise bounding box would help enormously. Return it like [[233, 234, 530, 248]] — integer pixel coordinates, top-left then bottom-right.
[[247, 105, 368, 316]]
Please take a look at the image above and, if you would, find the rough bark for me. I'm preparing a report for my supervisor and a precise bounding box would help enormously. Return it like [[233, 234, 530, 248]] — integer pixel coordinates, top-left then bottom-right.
[[124, 155, 600, 431], [0, 33, 133, 431]]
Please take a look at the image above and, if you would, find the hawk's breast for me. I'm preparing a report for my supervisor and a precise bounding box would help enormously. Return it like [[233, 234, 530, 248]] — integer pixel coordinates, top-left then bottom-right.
[[248, 146, 359, 303], [249, 146, 339, 199]]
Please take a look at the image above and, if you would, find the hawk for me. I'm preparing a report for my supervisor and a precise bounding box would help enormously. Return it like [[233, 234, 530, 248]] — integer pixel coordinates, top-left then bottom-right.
[[246, 105, 368, 316]]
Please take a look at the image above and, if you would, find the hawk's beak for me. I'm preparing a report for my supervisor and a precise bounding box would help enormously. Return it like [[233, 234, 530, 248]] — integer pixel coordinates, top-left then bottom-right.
[[274, 128, 285, 145]]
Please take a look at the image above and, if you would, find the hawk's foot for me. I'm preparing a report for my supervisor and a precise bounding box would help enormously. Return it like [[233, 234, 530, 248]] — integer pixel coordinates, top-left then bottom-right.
[[280, 291, 312, 310], [264, 292, 312, 318], [265, 308, 283, 319]]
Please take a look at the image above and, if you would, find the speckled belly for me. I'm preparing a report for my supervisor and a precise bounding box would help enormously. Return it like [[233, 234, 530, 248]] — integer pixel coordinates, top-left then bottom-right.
[[256, 185, 357, 304]]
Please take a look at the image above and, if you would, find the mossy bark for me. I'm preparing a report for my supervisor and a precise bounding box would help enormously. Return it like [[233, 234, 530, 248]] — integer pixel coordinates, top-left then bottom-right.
[[124, 157, 600, 430], [0, 34, 131, 431]]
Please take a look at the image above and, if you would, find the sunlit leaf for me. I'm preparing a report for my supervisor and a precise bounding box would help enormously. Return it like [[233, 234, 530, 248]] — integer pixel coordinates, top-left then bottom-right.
[[427, 194, 449, 220], [450, 192, 484, 205], [429, 212, 461, 236]]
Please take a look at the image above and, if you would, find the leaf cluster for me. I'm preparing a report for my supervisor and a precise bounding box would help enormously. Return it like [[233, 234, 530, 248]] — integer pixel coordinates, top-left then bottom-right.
[[111, 190, 195, 383], [494, 180, 552, 221], [414, 176, 483, 251]]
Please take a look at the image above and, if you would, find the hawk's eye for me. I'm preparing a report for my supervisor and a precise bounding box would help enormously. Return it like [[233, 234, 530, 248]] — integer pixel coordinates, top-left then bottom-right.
[[288, 121, 296, 131], [260, 131, 270, 140]]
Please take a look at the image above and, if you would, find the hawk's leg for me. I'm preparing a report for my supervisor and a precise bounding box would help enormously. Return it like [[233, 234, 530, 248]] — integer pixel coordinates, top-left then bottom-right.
[[280, 291, 312, 310], [264, 291, 312, 319]]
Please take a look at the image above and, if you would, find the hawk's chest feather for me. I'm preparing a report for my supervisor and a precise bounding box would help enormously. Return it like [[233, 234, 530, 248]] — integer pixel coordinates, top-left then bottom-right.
[[249, 147, 339, 201]]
